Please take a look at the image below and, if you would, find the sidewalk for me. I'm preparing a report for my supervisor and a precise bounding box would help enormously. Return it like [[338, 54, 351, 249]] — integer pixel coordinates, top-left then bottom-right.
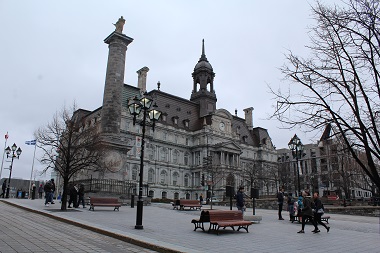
[[1, 199, 379, 253]]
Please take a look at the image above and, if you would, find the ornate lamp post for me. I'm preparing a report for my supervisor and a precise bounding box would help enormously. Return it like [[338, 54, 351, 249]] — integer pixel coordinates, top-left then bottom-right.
[[5, 143, 22, 198], [128, 93, 161, 229], [288, 134, 303, 196]]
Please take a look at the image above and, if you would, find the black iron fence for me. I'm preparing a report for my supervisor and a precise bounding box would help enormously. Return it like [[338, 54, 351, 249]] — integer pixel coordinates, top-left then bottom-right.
[[75, 178, 137, 196]]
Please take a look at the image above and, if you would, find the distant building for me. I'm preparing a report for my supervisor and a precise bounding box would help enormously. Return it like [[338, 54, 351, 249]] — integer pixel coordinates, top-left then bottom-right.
[[277, 126, 374, 199], [0, 178, 42, 198], [68, 18, 278, 200]]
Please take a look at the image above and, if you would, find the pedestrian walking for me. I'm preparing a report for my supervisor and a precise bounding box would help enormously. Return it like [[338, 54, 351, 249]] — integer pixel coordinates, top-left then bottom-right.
[[38, 184, 43, 199], [313, 192, 330, 233], [277, 187, 285, 220], [44, 181, 53, 206], [68, 184, 78, 208], [50, 179, 56, 204], [297, 191, 318, 234], [287, 192, 295, 221], [77, 184, 85, 208], [0, 179, 7, 198], [236, 186, 245, 215], [199, 194, 203, 206]]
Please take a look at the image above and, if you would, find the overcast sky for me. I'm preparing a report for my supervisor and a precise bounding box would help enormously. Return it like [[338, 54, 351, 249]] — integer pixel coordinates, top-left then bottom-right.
[[0, 0, 342, 181]]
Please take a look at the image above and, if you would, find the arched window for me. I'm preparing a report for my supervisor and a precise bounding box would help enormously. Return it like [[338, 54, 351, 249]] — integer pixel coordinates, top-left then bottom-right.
[[162, 191, 167, 199], [148, 190, 154, 198], [173, 150, 178, 164], [132, 165, 138, 181], [148, 168, 155, 183], [186, 193, 190, 199], [174, 192, 179, 199], [184, 174, 190, 187], [148, 144, 154, 160], [160, 148, 167, 162], [172, 172, 179, 186], [184, 152, 190, 166], [160, 170, 167, 184]]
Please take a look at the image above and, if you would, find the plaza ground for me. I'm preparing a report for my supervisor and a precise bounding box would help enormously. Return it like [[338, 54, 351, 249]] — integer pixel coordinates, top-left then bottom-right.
[[0, 199, 379, 253]]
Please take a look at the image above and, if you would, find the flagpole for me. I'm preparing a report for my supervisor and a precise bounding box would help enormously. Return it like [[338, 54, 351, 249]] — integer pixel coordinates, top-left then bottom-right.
[[0, 132, 8, 180], [28, 141, 37, 199]]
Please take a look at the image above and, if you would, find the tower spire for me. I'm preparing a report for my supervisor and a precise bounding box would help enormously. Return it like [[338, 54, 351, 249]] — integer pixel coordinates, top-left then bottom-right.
[[200, 39, 207, 61]]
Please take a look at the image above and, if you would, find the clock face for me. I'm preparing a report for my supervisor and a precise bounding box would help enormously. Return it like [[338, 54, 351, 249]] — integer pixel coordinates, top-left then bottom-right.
[[219, 122, 225, 131]]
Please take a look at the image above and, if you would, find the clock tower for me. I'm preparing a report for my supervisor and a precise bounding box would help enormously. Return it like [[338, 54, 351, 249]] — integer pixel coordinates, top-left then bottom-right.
[[190, 39, 217, 117]]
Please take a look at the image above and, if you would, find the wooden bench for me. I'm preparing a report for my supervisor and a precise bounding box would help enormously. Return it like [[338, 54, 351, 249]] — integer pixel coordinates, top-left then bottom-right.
[[89, 197, 121, 211], [178, 199, 202, 210], [292, 215, 331, 224], [192, 210, 252, 235]]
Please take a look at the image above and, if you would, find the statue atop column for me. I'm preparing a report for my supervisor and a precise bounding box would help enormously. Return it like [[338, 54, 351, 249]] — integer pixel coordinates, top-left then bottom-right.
[[113, 16, 125, 33]]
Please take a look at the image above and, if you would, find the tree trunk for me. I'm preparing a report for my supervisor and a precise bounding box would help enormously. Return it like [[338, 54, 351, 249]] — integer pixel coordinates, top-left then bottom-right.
[[60, 177, 69, 211]]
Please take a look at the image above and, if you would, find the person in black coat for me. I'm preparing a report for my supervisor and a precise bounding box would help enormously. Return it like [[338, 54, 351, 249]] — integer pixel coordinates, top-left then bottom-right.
[[277, 188, 285, 220], [68, 184, 78, 208], [77, 184, 85, 208], [1, 179, 7, 198], [313, 192, 330, 233], [297, 191, 318, 234], [236, 186, 245, 214]]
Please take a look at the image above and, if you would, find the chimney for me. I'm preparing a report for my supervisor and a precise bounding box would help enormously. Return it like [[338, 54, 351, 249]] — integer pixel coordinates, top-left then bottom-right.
[[243, 107, 254, 129], [137, 66, 149, 92]]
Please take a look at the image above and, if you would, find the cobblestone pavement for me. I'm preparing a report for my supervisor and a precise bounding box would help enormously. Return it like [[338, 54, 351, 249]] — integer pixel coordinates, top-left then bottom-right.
[[1, 199, 379, 253], [0, 202, 156, 253]]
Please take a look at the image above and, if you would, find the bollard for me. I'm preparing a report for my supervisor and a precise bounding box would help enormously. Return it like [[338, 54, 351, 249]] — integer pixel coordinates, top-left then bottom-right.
[[131, 194, 135, 208]]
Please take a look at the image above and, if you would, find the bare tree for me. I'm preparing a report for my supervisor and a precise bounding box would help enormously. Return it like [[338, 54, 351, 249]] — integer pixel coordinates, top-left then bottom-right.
[[271, 0, 380, 193], [242, 161, 261, 190], [35, 103, 106, 210]]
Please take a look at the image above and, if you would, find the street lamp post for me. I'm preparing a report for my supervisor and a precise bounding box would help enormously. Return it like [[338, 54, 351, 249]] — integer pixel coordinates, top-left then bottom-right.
[[128, 93, 161, 229], [288, 134, 303, 196], [5, 143, 22, 198]]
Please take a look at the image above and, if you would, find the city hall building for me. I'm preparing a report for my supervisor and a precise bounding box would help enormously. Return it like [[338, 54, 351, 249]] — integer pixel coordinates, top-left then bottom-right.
[[72, 17, 278, 200]]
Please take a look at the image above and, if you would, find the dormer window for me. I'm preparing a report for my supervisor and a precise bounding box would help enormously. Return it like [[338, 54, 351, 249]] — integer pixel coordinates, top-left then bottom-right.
[[172, 116, 179, 125], [161, 113, 167, 122], [183, 119, 190, 128]]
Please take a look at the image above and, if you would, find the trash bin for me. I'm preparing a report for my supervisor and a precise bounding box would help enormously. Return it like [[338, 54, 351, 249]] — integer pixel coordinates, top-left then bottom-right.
[[17, 191, 22, 198]]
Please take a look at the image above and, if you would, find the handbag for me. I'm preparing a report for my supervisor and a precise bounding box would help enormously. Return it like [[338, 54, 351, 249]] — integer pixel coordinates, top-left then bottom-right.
[[317, 208, 324, 214]]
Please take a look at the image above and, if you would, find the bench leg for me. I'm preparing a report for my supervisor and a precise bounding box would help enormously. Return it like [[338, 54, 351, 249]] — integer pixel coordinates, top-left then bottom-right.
[[192, 221, 205, 232], [89, 205, 94, 211], [237, 225, 249, 233], [114, 207, 120, 211]]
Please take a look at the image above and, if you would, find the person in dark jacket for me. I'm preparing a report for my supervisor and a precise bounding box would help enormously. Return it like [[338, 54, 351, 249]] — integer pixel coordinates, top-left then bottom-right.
[[313, 192, 330, 233], [77, 184, 85, 208], [1, 179, 7, 198], [297, 191, 318, 233], [277, 188, 285, 220], [38, 184, 43, 199], [50, 179, 56, 204], [68, 184, 78, 208], [44, 181, 53, 206], [287, 192, 295, 221], [236, 186, 245, 214]]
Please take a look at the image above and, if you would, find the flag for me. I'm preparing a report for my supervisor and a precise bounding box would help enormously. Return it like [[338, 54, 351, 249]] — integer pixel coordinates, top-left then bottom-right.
[[25, 140, 36, 145], [5, 132, 8, 139]]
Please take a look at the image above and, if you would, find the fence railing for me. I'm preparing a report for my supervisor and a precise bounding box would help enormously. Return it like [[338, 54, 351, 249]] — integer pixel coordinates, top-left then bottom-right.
[[75, 178, 137, 196]]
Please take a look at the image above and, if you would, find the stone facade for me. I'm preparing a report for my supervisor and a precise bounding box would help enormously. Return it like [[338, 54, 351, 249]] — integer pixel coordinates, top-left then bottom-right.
[[72, 19, 278, 201]]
